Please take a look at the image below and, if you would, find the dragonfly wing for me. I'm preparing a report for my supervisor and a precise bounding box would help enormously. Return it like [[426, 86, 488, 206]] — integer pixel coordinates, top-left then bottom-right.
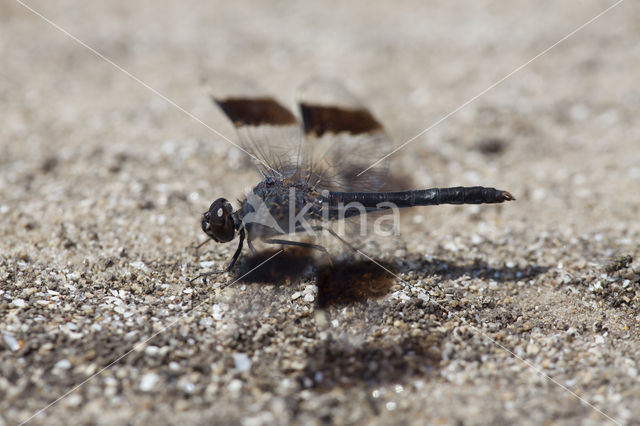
[[205, 76, 305, 179], [296, 78, 392, 192]]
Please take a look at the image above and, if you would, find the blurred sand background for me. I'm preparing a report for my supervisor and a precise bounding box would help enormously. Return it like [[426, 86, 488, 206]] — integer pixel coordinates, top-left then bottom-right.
[[1, 0, 640, 424]]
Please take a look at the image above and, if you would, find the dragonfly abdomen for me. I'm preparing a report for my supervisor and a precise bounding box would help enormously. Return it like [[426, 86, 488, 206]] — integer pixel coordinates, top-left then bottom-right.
[[329, 186, 514, 209]]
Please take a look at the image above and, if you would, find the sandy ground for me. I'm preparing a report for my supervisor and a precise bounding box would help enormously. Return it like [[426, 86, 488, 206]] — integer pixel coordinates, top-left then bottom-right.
[[1, 0, 640, 425]]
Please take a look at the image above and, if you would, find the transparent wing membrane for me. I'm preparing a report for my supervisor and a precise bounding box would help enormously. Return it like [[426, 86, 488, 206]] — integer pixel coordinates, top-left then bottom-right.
[[204, 76, 305, 179], [297, 78, 391, 192], [206, 76, 392, 192]]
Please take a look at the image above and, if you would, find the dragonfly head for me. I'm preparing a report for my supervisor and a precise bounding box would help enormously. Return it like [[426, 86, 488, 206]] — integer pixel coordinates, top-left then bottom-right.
[[202, 198, 236, 243]]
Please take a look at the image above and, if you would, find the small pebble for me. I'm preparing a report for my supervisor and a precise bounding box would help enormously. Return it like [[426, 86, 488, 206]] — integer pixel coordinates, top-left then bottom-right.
[[145, 345, 160, 356], [228, 379, 242, 394], [211, 304, 224, 321], [526, 343, 540, 355], [54, 359, 72, 370], [232, 352, 252, 373], [140, 373, 160, 392], [66, 394, 82, 407], [3, 334, 20, 352], [130, 261, 147, 270]]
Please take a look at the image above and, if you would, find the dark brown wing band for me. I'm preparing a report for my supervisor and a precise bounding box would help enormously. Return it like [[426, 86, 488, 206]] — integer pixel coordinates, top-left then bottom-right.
[[214, 97, 297, 126], [299, 104, 383, 136]]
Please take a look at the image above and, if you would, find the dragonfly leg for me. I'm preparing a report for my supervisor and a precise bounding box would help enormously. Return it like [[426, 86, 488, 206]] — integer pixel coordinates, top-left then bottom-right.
[[264, 238, 327, 253], [191, 238, 212, 251], [310, 226, 362, 253], [263, 238, 333, 267], [309, 225, 380, 265], [223, 229, 246, 270], [247, 236, 258, 255], [190, 228, 245, 282]]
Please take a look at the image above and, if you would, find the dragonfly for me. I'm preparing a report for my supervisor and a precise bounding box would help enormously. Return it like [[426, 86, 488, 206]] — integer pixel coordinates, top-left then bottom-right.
[[195, 78, 514, 279]]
